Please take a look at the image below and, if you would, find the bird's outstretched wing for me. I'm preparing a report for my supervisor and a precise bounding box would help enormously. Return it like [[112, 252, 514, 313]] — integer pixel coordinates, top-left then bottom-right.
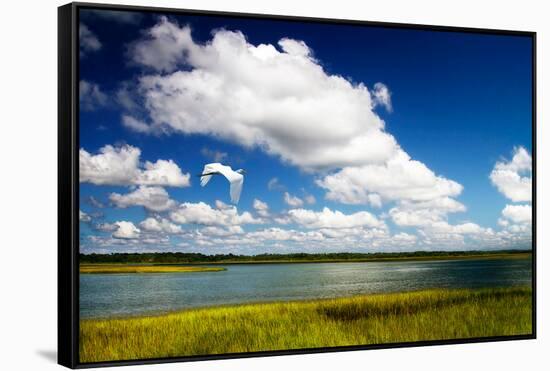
[[229, 175, 244, 204], [215, 165, 244, 204], [200, 163, 244, 203], [200, 163, 220, 187]]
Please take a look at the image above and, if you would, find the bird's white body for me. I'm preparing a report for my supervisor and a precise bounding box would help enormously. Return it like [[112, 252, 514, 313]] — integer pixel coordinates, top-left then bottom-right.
[[200, 163, 245, 203]]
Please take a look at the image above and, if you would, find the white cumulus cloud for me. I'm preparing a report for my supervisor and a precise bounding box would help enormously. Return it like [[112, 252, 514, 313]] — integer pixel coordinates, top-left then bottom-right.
[[170, 201, 262, 227], [110, 186, 176, 212], [389, 197, 466, 227], [126, 18, 401, 170], [248, 227, 325, 242], [500, 204, 532, 225], [372, 82, 392, 112], [139, 217, 182, 234], [198, 226, 245, 237], [490, 146, 532, 202], [287, 207, 383, 229], [317, 150, 463, 207], [112, 221, 140, 239], [80, 144, 190, 187]]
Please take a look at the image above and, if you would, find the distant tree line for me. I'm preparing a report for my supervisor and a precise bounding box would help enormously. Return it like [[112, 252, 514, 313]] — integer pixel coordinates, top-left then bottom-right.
[[79, 250, 530, 264]]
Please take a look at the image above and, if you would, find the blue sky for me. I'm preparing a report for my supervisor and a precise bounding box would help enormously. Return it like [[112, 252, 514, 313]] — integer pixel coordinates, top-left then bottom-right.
[[78, 8, 533, 254]]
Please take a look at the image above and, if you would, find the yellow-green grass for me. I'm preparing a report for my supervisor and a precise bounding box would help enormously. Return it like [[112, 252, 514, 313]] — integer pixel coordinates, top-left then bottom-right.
[[79, 264, 225, 274], [80, 286, 532, 363]]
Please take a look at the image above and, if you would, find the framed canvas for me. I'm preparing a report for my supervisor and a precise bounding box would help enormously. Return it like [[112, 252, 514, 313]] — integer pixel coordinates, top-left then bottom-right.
[[58, 2, 536, 368]]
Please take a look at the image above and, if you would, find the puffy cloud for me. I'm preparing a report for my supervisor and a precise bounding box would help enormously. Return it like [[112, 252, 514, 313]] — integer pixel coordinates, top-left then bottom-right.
[[372, 82, 392, 112], [248, 227, 325, 242], [139, 217, 182, 234], [80, 145, 138, 185], [253, 198, 270, 217], [427, 221, 490, 235], [82, 235, 172, 254], [79, 210, 91, 222], [198, 226, 245, 237], [316, 227, 364, 239], [82, 232, 175, 253], [138, 159, 190, 187], [170, 201, 262, 227], [283, 192, 304, 208], [129, 19, 194, 73], [413, 220, 498, 249], [391, 232, 417, 244], [80, 80, 107, 111], [80, 144, 190, 187], [200, 147, 228, 162], [389, 197, 466, 227], [389, 208, 442, 227], [316, 150, 463, 206], [112, 221, 140, 239], [127, 18, 401, 170], [490, 147, 532, 202], [287, 207, 383, 229], [278, 38, 311, 57], [500, 204, 532, 225], [79, 23, 101, 56], [489, 148, 532, 245], [385, 192, 494, 247], [406, 197, 467, 213], [110, 186, 176, 212]]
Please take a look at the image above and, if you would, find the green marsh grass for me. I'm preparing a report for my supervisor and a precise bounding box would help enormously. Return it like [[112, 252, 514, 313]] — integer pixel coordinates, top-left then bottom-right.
[[80, 286, 532, 363]]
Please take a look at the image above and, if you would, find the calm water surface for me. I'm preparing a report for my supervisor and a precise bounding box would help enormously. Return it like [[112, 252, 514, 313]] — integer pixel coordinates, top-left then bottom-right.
[[80, 258, 532, 319]]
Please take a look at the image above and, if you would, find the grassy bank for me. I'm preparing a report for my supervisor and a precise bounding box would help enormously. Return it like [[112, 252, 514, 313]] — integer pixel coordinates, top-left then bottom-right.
[[80, 264, 225, 274], [80, 286, 532, 363]]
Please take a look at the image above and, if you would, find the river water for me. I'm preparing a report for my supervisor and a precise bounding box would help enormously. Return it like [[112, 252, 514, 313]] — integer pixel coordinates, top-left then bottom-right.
[[80, 257, 532, 319]]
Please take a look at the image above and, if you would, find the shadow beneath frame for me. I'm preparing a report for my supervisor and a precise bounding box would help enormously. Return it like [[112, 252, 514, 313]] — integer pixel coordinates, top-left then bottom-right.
[[36, 350, 57, 363]]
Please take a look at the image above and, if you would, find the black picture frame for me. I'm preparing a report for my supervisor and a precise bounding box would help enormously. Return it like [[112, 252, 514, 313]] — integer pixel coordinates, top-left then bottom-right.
[[58, 2, 537, 369]]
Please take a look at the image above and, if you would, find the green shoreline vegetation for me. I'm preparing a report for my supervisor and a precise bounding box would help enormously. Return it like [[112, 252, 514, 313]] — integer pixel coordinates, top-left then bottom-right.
[[80, 264, 226, 274], [80, 249, 531, 265], [80, 286, 532, 363]]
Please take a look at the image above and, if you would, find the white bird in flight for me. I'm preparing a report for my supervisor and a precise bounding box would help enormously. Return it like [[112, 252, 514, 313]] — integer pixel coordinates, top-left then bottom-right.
[[199, 163, 246, 204]]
